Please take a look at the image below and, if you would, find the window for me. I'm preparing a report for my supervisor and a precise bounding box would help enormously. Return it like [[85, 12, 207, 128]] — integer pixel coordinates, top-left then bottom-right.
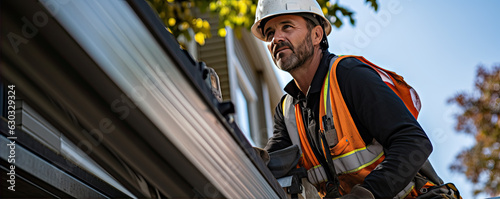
[[234, 85, 252, 144], [225, 28, 260, 146]]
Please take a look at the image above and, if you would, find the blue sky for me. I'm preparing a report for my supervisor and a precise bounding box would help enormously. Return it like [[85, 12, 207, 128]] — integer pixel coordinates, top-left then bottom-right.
[[275, 0, 500, 198]]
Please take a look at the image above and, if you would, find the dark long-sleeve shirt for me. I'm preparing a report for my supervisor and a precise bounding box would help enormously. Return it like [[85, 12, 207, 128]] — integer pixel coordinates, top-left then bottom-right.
[[265, 51, 433, 198]]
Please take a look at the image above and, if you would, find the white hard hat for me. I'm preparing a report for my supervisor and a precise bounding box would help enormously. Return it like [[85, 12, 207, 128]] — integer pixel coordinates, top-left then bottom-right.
[[251, 0, 332, 41]]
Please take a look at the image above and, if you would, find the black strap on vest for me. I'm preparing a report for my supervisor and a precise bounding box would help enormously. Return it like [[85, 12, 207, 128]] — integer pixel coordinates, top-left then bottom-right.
[[300, 105, 340, 197], [321, 118, 341, 197]]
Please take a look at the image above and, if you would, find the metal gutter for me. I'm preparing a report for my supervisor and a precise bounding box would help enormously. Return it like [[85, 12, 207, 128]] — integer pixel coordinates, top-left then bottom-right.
[[1, 0, 286, 197]]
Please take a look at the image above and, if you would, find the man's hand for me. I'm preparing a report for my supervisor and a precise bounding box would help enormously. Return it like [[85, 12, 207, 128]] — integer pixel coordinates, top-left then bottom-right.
[[337, 185, 374, 199], [253, 147, 270, 165]]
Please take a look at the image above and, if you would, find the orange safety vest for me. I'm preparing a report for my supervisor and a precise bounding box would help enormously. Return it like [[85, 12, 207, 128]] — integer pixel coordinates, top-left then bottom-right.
[[282, 55, 430, 198]]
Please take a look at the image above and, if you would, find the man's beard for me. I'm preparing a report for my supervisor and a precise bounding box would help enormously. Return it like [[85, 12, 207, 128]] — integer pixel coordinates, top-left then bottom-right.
[[273, 33, 314, 72]]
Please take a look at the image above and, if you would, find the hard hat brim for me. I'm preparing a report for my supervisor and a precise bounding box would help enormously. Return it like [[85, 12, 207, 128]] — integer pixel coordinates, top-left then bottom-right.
[[251, 11, 332, 41]]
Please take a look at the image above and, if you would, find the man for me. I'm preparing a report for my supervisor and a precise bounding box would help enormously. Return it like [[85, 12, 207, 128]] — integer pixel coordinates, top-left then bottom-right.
[[250, 0, 437, 198]]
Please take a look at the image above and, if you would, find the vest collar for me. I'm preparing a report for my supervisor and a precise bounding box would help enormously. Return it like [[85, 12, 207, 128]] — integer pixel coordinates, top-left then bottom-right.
[[284, 51, 334, 100]]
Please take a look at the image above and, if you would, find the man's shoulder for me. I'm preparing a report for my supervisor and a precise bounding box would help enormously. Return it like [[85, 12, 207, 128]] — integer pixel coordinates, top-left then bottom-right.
[[329, 55, 380, 75], [331, 56, 380, 86], [334, 56, 367, 70]]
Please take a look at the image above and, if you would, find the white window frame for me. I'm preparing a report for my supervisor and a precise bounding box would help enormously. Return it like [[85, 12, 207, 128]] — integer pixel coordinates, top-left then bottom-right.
[[225, 28, 260, 145]]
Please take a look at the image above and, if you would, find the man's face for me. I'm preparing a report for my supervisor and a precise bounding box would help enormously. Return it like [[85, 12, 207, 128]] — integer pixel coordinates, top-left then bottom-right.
[[263, 15, 314, 72]]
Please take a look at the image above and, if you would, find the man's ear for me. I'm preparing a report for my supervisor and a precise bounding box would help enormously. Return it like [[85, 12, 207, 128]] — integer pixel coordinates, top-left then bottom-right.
[[311, 25, 323, 46]]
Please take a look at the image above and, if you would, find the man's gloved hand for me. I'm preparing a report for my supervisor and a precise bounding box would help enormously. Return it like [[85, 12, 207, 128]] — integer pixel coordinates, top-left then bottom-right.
[[253, 147, 270, 165], [337, 184, 375, 199], [416, 183, 462, 199]]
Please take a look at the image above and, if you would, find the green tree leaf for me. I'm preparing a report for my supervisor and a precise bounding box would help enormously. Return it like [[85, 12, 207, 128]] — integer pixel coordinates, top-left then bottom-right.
[[365, 0, 378, 11]]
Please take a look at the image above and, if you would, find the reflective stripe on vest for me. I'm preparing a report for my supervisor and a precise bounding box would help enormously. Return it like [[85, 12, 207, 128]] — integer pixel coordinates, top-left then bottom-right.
[[332, 140, 384, 174], [307, 165, 328, 185], [283, 95, 302, 153], [395, 181, 415, 199]]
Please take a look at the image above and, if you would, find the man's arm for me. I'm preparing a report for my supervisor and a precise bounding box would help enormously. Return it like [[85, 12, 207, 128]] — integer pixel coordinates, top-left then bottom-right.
[[336, 58, 433, 198], [264, 95, 294, 153]]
